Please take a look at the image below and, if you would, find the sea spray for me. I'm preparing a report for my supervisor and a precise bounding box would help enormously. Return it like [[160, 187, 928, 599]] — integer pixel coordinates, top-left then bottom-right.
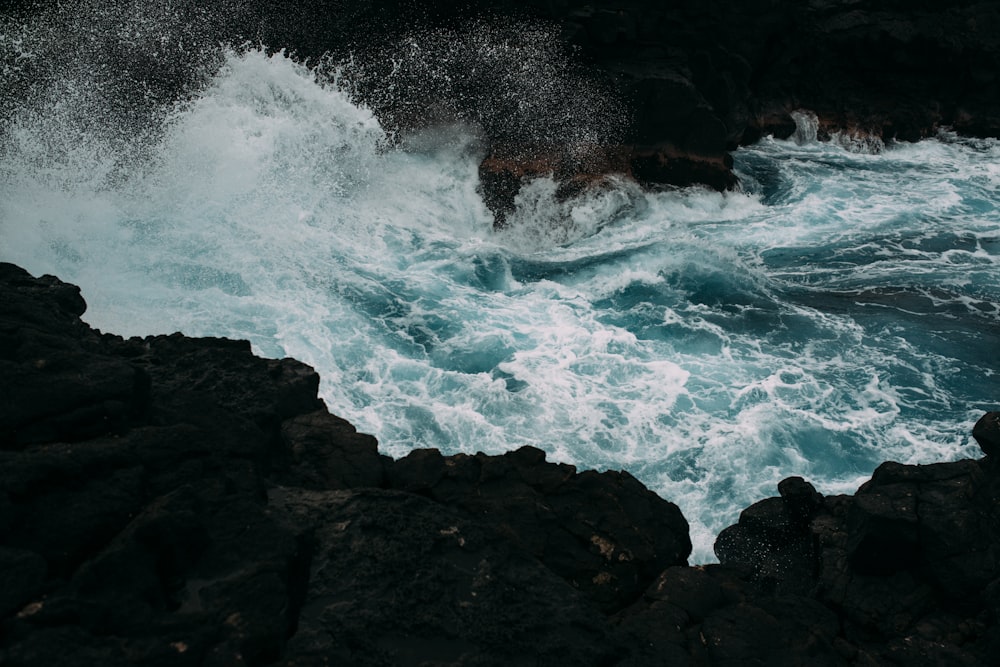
[[790, 109, 819, 145], [323, 18, 627, 153]]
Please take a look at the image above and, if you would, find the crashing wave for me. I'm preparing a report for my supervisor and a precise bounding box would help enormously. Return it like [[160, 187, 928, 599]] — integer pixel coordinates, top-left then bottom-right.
[[789, 109, 819, 145]]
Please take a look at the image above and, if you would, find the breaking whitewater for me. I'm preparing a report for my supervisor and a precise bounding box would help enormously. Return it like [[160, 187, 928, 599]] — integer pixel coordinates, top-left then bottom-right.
[[2, 8, 998, 562]]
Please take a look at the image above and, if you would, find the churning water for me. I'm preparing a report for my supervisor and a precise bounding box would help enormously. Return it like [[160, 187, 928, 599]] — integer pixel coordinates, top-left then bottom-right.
[[3, 5, 998, 562]]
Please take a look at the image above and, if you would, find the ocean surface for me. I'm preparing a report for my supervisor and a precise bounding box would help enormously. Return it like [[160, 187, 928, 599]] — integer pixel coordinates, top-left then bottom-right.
[[3, 6, 999, 562]]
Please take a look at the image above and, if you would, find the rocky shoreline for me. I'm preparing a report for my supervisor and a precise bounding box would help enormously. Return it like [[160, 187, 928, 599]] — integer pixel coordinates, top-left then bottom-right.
[[5, 1, 999, 224], [312, 0, 1000, 221], [1, 263, 998, 665]]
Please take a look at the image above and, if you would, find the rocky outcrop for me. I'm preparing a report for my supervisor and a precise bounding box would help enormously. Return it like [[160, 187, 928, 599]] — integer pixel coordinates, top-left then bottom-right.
[[2, 263, 999, 666], [0, 264, 688, 666], [315, 0, 1000, 221], [712, 458, 1000, 664], [5, 1, 998, 224], [535, 0, 999, 207]]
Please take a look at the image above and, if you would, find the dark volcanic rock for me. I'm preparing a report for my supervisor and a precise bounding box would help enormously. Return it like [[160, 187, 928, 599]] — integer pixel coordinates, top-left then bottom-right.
[[3, 262, 1000, 666], [272, 487, 618, 666], [359, 0, 1000, 223], [387, 445, 691, 612], [0, 264, 683, 665], [974, 411, 1000, 457], [0, 264, 148, 447], [716, 458, 1000, 665], [290, 0, 1000, 221]]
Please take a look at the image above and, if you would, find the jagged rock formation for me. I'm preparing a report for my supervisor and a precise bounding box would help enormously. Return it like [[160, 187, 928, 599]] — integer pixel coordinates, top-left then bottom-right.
[[2, 264, 999, 665], [0, 263, 689, 665], [298, 0, 1000, 220]]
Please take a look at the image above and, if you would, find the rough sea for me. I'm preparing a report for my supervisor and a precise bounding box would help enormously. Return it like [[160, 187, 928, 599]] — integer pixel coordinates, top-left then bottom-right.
[[3, 5, 998, 562]]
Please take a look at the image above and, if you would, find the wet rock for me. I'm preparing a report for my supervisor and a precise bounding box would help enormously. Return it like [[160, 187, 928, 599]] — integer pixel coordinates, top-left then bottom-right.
[[388, 444, 691, 613], [272, 487, 619, 667], [714, 476, 822, 596], [318, 0, 1000, 216], [477, 144, 633, 228], [629, 146, 737, 192], [3, 264, 1000, 666], [8, 1, 998, 207], [716, 452, 1000, 665], [973, 411, 1000, 457]]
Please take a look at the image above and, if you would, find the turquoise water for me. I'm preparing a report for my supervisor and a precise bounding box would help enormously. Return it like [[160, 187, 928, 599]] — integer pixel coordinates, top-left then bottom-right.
[[2, 10, 998, 562]]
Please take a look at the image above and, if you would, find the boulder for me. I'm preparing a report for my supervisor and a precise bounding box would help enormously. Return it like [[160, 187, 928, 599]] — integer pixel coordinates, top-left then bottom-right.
[[388, 445, 692, 613], [973, 411, 1000, 458], [716, 455, 1000, 665]]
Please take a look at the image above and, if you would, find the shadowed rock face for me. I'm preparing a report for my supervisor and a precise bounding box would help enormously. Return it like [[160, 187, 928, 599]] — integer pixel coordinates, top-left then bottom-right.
[[2, 264, 1000, 665], [0, 263, 690, 666], [712, 460, 1000, 665], [322, 0, 1000, 222]]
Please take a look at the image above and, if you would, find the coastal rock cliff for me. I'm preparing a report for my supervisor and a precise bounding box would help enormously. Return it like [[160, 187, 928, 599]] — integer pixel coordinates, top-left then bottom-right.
[[2, 265, 999, 665], [270, 0, 1000, 217], [4, 1, 999, 223]]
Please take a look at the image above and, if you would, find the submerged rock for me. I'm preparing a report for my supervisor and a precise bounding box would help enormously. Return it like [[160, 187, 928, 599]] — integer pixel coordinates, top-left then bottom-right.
[[1, 262, 998, 666]]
